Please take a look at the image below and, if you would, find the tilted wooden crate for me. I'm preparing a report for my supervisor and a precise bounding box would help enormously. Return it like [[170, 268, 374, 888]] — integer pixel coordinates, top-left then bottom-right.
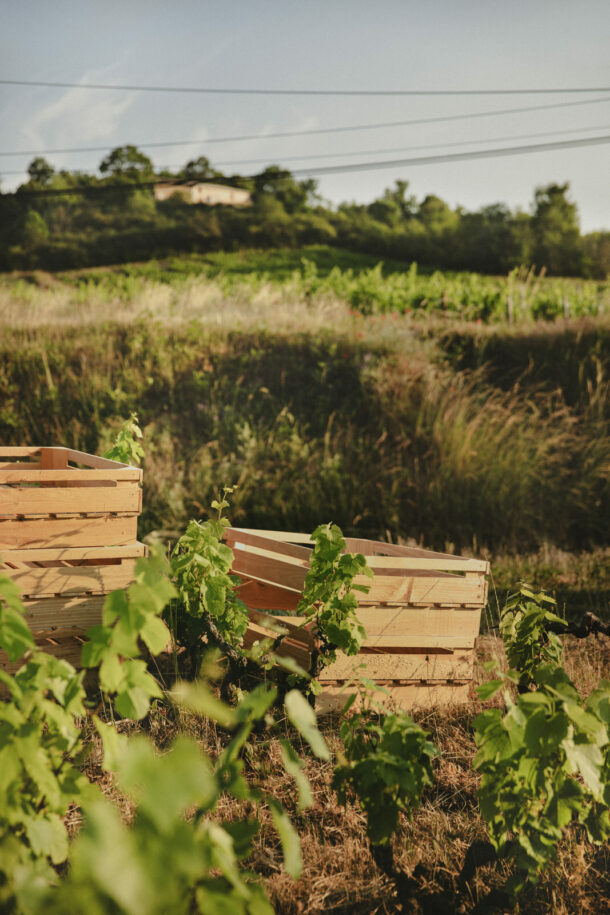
[[0, 446, 144, 673], [226, 528, 489, 712]]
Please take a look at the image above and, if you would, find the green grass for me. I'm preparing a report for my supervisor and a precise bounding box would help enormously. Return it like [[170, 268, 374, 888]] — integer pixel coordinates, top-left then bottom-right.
[[0, 250, 607, 616], [4, 246, 608, 324]]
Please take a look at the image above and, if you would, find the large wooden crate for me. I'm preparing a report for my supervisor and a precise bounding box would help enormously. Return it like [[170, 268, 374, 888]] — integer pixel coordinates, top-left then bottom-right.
[[0, 446, 144, 674], [226, 528, 489, 712]]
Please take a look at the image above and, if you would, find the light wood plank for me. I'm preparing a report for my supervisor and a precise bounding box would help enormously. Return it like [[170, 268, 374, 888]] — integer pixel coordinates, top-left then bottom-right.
[[0, 639, 83, 675], [363, 574, 486, 605], [0, 515, 138, 549], [361, 634, 476, 649], [0, 483, 141, 515], [229, 529, 488, 573], [0, 447, 41, 458], [344, 536, 471, 562], [231, 527, 314, 544], [67, 448, 140, 473], [226, 528, 312, 562], [3, 559, 137, 597], [0, 468, 141, 483], [232, 551, 307, 592], [237, 579, 301, 612], [319, 649, 475, 681], [316, 682, 471, 713], [277, 607, 482, 640], [1, 543, 145, 563], [22, 594, 105, 631]]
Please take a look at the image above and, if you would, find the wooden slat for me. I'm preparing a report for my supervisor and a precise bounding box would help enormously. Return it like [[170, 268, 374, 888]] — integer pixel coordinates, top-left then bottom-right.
[[277, 606, 482, 640], [0, 483, 141, 515], [230, 528, 488, 571], [22, 594, 105, 632], [3, 559, 137, 597], [0, 638, 83, 675], [232, 551, 307, 592], [1, 543, 145, 563], [319, 649, 475, 681], [363, 573, 486, 605], [0, 461, 43, 470], [0, 447, 41, 458], [362, 633, 476, 649], [67, 448, 139, 473], [0, 515, 138, 549], [231, 528, 314, 544], [344, 537, 475, 563], [237, 579, 301, 612], [226, 528, 312, 562], [229, 529, 488, 573], [230, 536, 486, 578], [316, 682, 471, 713], [0, 468, 141, 483]]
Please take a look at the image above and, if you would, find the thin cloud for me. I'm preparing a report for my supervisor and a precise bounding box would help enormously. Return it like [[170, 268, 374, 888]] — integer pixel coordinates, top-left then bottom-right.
[[22, 72, 137, 164]]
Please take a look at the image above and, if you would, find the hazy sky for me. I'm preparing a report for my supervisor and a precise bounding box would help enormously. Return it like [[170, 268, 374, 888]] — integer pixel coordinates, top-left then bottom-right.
[[1, 0, 609, 230]]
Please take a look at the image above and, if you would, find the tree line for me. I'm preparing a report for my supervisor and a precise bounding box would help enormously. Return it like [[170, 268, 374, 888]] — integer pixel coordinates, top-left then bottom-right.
[[0, 145, 608, 277]]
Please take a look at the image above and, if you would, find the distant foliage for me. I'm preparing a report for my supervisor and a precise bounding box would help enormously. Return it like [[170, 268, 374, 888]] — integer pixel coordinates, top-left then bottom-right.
[[1, 146, 608, 278]]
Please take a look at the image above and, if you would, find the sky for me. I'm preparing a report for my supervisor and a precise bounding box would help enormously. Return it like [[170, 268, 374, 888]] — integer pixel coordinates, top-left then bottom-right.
[[1, 0, 609, 231]]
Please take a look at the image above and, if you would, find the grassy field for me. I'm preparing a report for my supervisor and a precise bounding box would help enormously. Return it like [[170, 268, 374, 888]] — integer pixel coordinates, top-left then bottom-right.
[[1, 247, 609, 912], [0, 248, 608, 618]]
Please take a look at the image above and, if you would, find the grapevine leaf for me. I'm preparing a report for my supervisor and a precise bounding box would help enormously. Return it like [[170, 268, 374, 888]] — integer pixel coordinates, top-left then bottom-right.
[[477, 679, 504, 700], [563, 739, 604, 798], [173, 681, 238, 729], [0, 604, 35, 661], [279, 740, 313, 811], [284, 690, 330, 760], [268, 798, 302, 878]]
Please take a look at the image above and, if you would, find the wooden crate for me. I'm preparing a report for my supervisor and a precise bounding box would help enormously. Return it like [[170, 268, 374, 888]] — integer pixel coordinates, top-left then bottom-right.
[[0, 446, 144, 674], [226, 527, 489, 712]]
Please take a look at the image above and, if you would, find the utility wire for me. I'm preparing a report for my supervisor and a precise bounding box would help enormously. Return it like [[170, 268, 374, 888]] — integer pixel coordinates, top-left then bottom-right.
[[1, 95, 609, 159], [1, 77, 609, 96], [5, 134, 610, 196], [204, 122, 610, 168], [288, 134, 610, 177], [2, 123, 609, 178]]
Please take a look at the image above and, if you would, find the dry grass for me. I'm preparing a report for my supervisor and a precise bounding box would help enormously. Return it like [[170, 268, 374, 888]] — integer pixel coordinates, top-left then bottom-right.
[[76, 635, 610, 914]]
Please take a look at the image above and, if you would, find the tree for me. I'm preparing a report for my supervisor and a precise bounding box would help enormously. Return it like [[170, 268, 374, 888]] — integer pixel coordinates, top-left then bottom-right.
[[417, 194, 457, 233], [27, 157, 55, 186], [181, 156, 222, 182], [99, 145, 155, 182], [368, 180, 416, 226], [253, 166, 309, 214], [531, 183, 582, 275]]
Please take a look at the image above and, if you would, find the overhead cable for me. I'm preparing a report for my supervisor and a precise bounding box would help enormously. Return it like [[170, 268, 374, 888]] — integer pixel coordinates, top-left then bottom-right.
[[288, 134, 610, 176], [0, 95, 609, 160], [3, 123, 609, 178], [5, 134, 610, 195], [1, 77, 609, 96]]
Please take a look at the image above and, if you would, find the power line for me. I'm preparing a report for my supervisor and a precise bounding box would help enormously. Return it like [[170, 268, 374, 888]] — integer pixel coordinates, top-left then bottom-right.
[[1, 95, 609, 160], [209, 123, 610, 167], [3, 123, 609, 178], [1, 77, 609, 96], [5, 134, 610, 195], [288, 134, 610, 177]]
